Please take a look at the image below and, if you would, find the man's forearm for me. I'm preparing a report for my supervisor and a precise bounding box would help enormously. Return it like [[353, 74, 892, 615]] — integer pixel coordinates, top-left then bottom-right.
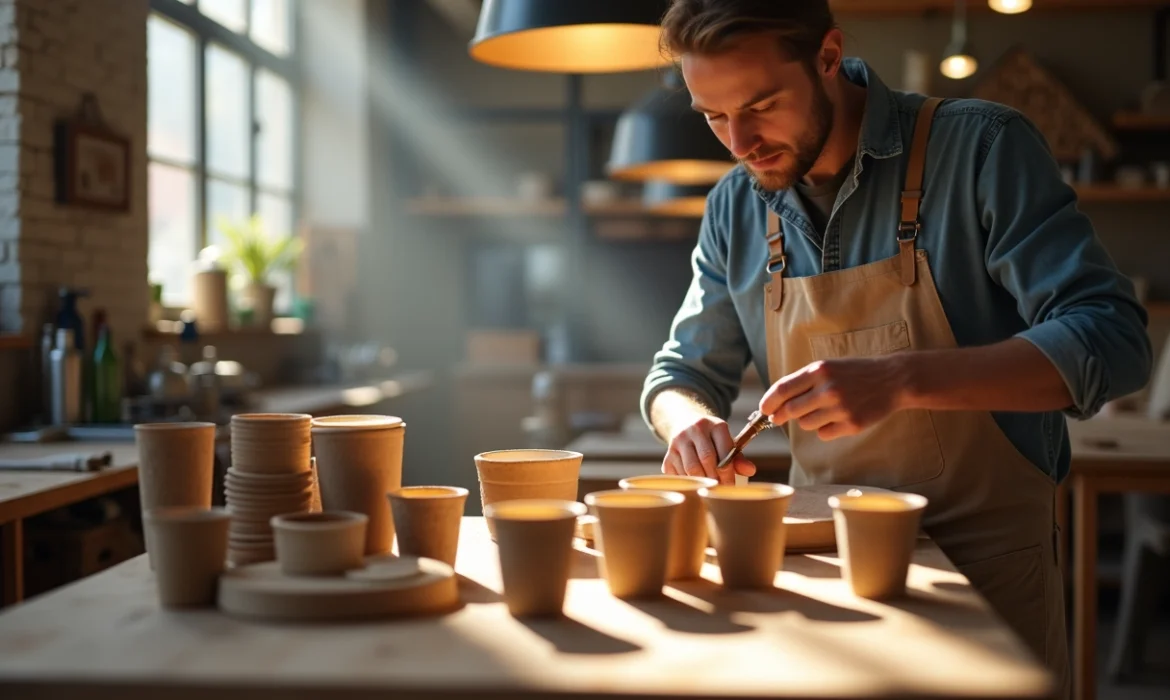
[[897, 338, 1074, 413], [649, 387, 720, 442]]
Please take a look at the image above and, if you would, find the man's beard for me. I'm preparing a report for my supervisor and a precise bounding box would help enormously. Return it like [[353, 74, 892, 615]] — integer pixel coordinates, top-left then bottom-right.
[[740, 81, 834, 192]]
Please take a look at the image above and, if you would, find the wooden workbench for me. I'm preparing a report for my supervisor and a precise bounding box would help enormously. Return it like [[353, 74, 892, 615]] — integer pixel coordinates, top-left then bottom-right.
[[0, 517, 1052, 700], [0, 443, 139, 606], [567, 427, 792, 473]]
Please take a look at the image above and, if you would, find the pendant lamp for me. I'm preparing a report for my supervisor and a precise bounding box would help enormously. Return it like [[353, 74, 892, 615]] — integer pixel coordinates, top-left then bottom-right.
[[469, 0, 671, 74], [940, 0, 978, 80], [643, 181, 711, 217], [607, 70, 732, 185], [989, 0, 1031, 13]]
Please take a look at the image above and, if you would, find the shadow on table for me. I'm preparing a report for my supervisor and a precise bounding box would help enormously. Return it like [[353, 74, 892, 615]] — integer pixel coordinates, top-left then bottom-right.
[[625, 593, 755, 635], [785, 554, 843, 579], [932, 581, 972, 594], [570, 544, 602, 580], [669, 578, 879, 623], [519, 615, 642, 655], [458, 574, 503, 604]]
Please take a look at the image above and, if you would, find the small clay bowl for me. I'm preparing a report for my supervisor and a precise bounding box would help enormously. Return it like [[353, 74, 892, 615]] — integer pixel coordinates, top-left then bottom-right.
[[270, 511, 368, 577]]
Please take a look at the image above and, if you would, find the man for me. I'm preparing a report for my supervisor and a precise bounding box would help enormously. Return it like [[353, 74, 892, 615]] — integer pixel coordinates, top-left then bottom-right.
[[643, 1, 1152, 695]]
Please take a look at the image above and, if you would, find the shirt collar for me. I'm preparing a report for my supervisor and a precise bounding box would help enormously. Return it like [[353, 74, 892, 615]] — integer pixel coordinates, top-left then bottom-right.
[[752, 58, 903, 210]]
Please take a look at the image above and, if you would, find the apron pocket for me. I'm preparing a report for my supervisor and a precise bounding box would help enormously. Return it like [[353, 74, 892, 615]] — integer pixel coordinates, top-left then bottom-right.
[[957, 544, 1047, 663], [805, 321, 944, 487]]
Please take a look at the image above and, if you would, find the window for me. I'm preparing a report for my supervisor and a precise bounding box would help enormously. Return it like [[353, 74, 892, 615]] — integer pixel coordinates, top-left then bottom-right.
[[147, 0, 297, 308]]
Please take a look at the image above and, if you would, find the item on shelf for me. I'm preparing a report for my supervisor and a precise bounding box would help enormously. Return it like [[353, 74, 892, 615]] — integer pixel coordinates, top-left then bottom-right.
[[516, 172, 554, 202], [188, 346, 222, 422], [1152, 162, 1170, 189], [580, 180, 620, 205], [39, 322, 55, 423], [49, 328, 82, 426], [1078, 147, 1099, 185], [1115, 166, 1147, 189], [54, 287, 87, 351], [192, 261, 230, 334], [148, 282, 165, 325], [1140, 8, 1170, 116], [974, 48, 1118, 163], [147, 345, 190, 400], [91, 312, 121, 424], [465, 329, 542, 366]]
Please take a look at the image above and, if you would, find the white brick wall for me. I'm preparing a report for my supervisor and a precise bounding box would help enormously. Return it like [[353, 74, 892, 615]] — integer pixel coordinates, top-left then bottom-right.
[[0, 0, 148, 345]]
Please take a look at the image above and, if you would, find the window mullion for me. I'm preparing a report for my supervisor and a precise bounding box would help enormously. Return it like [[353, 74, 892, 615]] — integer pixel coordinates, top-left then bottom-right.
[[249, 62, 258, 216], [197, 34, 208, 254]]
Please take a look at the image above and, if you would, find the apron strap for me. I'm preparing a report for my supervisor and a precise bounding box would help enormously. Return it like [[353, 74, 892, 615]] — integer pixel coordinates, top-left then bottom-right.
[[898, 97, 943, 286], [765, 209, 785, 311]]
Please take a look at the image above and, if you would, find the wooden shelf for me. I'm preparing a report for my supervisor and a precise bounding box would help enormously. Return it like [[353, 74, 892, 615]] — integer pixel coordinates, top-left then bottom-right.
[[1074, 185, 1170, 203], [831, 0, 1165, 13], [1147, 302, 1170, 319], [1112, 111, 1170, 132], [0, 334, 32, 351]]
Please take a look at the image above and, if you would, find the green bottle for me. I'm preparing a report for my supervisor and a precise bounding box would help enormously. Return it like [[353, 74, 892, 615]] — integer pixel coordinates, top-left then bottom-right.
[[92, 318, 122, 423]]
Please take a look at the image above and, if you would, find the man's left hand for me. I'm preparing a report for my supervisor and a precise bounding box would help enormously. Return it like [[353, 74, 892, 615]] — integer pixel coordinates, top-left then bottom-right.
[[759, 356, 909, 440]]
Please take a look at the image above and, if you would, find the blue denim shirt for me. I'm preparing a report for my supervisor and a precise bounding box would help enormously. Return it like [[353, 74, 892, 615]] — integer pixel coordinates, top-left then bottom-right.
[[641, 59, 1152, 482]]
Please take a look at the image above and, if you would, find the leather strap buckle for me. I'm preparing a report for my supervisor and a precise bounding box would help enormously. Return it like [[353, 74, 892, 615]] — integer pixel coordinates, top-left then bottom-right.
[[766, 255, 786, 275], [897, 220, 920, 242]]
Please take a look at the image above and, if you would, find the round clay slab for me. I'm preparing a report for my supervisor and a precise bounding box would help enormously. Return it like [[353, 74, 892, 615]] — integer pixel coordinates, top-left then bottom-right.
[[218, 555, 458, 622], [345, 557, 422, 582], [785, 484, 897, 552]]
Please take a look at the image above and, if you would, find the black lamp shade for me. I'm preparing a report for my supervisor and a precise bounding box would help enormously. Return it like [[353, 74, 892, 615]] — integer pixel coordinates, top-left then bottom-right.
[[643, 181, 711, 217], [469, 0, 671, 74], [607, 77, 733, 185]]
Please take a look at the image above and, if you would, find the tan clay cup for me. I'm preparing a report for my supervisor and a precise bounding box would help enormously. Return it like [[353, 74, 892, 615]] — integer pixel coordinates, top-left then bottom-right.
[[584, 489, 684, 599], [230, 413, 311, 475], [619, 474, 717, 580], [484, 499, 587, 617], [829, 492, 928, 600], [474, 449, 582, 539], [135, 422, 217, 569], [311, 415, 405, 555], [270, 511, 368, 576], [387, 486, 468, 566], [143, 506, 230, 607], [700, 483, 795, 590]]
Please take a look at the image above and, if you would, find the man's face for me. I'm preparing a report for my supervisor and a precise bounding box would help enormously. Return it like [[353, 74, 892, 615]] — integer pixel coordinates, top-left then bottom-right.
[[682, 32, 834, 191]]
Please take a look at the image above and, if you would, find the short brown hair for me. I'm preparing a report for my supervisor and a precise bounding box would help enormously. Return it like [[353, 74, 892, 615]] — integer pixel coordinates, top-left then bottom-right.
[[660, 0, 835, 65]]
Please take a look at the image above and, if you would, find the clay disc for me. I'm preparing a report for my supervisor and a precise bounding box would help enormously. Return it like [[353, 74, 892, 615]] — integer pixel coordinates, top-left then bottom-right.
[[345, 557, 422, 582], [785, 484, 896, 553], [218, 555, 459, 622]]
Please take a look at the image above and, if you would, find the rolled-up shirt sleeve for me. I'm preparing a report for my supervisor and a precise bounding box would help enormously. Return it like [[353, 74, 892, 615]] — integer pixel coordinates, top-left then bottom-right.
[[641, 182, 752, 435], [978, 114, 1152, 419]]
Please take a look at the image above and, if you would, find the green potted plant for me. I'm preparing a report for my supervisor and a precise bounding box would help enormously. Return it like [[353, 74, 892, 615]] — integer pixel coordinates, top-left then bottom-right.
[[217, 214, 302, 328]]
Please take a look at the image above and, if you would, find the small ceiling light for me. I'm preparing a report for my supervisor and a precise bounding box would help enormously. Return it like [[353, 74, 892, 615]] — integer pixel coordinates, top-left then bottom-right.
[[941, 0, 978, 80], [643, 181, 711, 217], [989, 0, 1032, 14], [608, 70, 732, 185], [469, 0, 671, 74]]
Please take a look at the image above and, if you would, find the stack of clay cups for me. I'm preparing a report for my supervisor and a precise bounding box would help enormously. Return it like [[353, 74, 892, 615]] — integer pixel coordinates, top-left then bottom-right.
[[225, 413, 316, 566]]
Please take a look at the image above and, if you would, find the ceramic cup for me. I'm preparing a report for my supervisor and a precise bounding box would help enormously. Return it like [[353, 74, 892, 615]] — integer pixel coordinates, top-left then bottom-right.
[[584, 489, 684, 599], [700, 483, 795, 589], [311, 415, 405, 555], [143, 506, 230, 607], [270, 511, 369, 576], [829, 492, 928, 599], [135, 422, 217, 569], [485, 499, 587, 617], [230, 413, 312, 475], [619, 474, 717, 580], [474, 449, 582, 540], [387, 486, 468, 566]]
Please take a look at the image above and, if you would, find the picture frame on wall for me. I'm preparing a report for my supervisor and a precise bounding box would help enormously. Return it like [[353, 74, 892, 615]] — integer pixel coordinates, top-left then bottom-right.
[[53, 118, 131, 213]]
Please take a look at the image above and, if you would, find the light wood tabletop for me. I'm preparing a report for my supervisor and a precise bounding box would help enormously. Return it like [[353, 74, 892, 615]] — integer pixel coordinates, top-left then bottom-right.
[[567, 427, 792, 472], [0, 517, 1052, 700]]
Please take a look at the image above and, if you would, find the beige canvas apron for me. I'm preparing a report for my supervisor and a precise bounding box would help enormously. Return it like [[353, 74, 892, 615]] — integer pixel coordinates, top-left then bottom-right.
[[762, 98, 1070, 698]]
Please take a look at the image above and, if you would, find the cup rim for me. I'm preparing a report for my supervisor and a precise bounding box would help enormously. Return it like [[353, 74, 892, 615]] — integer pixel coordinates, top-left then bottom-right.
[[619, 474, 718, 492], [231, 413, 312, 424], [697, 483, 795, 501], [584, 489, 686, 508], [475, 449, 583, 464], [828, 492, 929, 512], [134, 421, 216, 432], [388, 485, 470, 500], [310, 414, 404, 432], [144, 506, 230, 523], [483, 499, 587, 521], [270, 510, 368, 531]]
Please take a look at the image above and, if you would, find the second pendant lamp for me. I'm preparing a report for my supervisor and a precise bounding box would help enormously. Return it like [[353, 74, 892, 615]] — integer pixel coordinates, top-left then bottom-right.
[[607, 69, 732, 186]]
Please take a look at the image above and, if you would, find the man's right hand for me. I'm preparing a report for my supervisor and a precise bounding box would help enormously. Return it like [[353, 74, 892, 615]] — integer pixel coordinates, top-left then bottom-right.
[[662, 415, 757, 485]]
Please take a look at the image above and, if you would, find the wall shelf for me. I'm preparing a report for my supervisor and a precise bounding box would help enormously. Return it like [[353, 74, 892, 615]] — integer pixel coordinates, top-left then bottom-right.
[[830, 0, 1166, 14], [1074, 185, 1170, 203], [0, 335, 32, 351], [1112, 111, 1170, 132]]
